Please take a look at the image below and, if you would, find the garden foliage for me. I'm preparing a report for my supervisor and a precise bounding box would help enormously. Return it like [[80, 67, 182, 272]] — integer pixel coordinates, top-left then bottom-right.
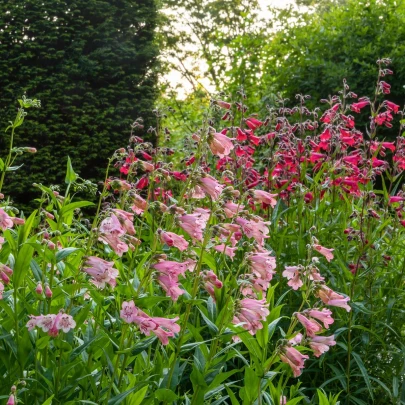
[[0, 0, 159, 207], [0, 61, 404, 405]]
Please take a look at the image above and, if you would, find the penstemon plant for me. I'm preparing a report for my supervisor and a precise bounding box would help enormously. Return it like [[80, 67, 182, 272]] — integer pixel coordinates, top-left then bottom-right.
[[0, 60, 404, 405]]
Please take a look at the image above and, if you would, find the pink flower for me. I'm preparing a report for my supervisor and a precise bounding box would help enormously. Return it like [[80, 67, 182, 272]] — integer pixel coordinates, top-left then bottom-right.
[[159, 230, 189, 251], [100, 214, 125, 236], [7, 395, 15, 405], [389, 196, 405, 204], [131, 193, 148, 214], [157, 274, 185, 301], [214, 244, 237, 260], [112, 209, 135, 235], [248, 251, 277, 284], [0, 281, 4, 299], [199, 176, 224, 200], [236, 217, 270, 246], [120, 301, 180, 345], [316, 285, 351, 312], [0, 264, 12, 285], [233, 298, 270, 335], [0, 209, 14, 230], [252, 190, 278, 208], [56, 314, 76, 333], [279, 346, 309, 377], [120, 300, 138, 323], [313, 244, 334, 262], [45, 285, 53, 298], [83, 256, 119, 288], [179, 209, 210, 242], [306, 308, 334, 329], [202, 270, 223, 299], [216, 100, 231, 109], [295, 313, 323, 337], [208, 132, 234, 158], [282, 266, 303, 290], [98, 233, 129, 257], [153, 259, 196, 277], [35, 283, 43, 295], [309, 335, 336, 357], [223, 201, 243, 218], [289, 333, 303, 346]]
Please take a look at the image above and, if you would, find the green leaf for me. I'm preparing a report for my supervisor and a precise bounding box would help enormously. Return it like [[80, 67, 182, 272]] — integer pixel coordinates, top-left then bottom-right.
[[13, 238, 35, 288], [155, 389, 178, 402], [65, 156, 78, 184], [109, 385, 148, 405], [352, 351, 374, 400], [60, 201, 94, 215], [56, 247, 81, 263], [41, 395, 55, 405]]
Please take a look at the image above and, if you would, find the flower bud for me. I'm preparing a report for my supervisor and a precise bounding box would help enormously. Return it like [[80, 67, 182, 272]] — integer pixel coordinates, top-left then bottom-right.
[[35, 283, 43, 295], [45, 285, 53, 298]]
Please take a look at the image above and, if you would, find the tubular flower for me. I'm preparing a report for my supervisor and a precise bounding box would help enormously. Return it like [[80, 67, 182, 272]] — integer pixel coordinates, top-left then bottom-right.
[[312, 244, 334, 262], [26, 312, 76, 336], [236, 217, 270, 246], [157, 274, 185, 301], [305, 308, 334, 329], [295, 313, 323, 337], [199, 176, 224, 200], [208, 131, 234, 158], [202, 270, 223, 300], [316, 285, 351, 312], [248, 251, 277, 286], [279, 346, 309, 377], [223, 201, 244, 218], [308, 335, 336, 357], [282, 265, 303, 290], [158, 230, 189, 251], [120, 301, 180, 345], [178, 208, 210, 242], [131, 193, 148, 214], [83, 256, 119, 289], [214, 244, 237, 260], [112, 209, 135, 235], [232, 298, 270, 335], [252, 190, 278, 208]]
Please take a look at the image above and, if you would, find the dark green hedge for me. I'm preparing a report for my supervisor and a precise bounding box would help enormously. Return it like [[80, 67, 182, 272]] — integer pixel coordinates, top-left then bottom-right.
[[0, 0, 159, 207]]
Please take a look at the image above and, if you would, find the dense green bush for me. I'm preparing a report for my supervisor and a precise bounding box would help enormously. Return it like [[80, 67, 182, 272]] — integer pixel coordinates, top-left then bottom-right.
[[0, 0, 159, 208]]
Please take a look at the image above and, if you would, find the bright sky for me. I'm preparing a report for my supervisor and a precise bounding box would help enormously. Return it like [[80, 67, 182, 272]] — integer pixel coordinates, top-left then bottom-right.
[[164, 0, 295, 98]]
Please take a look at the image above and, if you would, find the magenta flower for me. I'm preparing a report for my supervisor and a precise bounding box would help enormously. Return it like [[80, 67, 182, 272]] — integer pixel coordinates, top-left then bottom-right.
[[120, 300, 138, 323], [6, 395, 15, 405], [0, 264, 12, 285], [159, 230, 189, 251], [0, 281, 4, 299], [308, 335, 336, 357], [98, 233, 129, 257], [279, 346, 309, 377], [202, 270, 223, 300]]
